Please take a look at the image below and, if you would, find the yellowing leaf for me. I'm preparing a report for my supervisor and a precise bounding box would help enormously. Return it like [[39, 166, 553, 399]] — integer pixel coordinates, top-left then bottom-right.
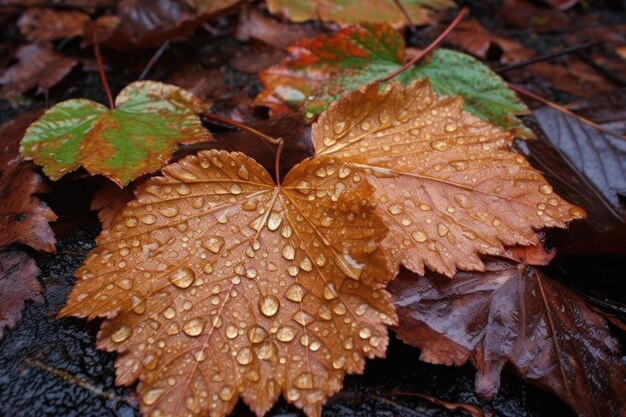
[[60, 150, 396, 417], [313, 80, 584, 276], [20, 81, 213, 186]]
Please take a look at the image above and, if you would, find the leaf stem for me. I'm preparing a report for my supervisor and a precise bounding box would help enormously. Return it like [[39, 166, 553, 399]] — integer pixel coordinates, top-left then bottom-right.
[[139, 40, 170, 80], [275, 138, 285, 185], [92, 31, 114, 109], [508, 83, 624, 138], [200, 112, 282, 145], [379, 6, 469, 83]]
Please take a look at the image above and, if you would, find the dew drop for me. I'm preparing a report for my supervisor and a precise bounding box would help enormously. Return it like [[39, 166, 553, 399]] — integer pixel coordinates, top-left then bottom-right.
[[237, 165, 249, 180], [230, 184, 242, 195], [295, 180, 312, 195], [158, 206, 178, 218], [293, 311, 314, 326], [294, 372, 313, 389], [225, 325, 238, 339], [431, 140, 451, 151], [194, 350, 207, 362], [183, 318, 205, 337], [285, 284, 305, 302], [248, 325, 269, 344], [204, 236, 225, 254], [437, 223, 449, 237], [359, 328, 372, 339], [387, 205, 403, 215], [176, 184, 191, 195], [163, 307, 176, 319], [276, 325, 297, 342], [259, 295, 280, 317], [332, 356, 347, 369], [111, 325, 132, 343], [333, 120, 346, 134], [125, 217, 138, 228], [323, 283, 338, 300], [539, 184, 553, 195], [142, 354, 158, 370], [317, 304, 332, 320], [281, 244, 295, 260], [236, 347, 253, 365], [219, 386, 235, 401], [168, 266, 196, 288], [268, 212, 283, 231], [300, 257, 313, 272], [569, 206, 586, 219], [142, 388, 164, 405]]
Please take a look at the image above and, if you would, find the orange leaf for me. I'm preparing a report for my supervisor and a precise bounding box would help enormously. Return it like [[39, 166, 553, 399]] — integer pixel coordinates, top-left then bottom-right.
[[60, 150, 396, 417], [313, 80, 584, 276]]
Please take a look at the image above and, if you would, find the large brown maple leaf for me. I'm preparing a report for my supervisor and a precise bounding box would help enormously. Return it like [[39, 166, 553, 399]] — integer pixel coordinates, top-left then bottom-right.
[[60, 150, 396, 417], [313, 80, 584, 276]]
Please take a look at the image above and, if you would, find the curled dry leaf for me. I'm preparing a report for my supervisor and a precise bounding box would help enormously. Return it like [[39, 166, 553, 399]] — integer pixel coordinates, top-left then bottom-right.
[[0, 250, 43, 341], [60, 150, 397, 417], [313, 80, 582, 276], [266, 0, 455, 26], [389, 259, 626, 417], [18, 8, 89, 42], [0, 43, 77, 99], [20, 81, 213, 186]]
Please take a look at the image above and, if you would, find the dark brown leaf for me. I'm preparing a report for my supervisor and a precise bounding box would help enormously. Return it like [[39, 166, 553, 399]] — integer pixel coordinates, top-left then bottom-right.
[[235, 7, 319, 49], [501, 0, 569, 32], [0, 43, 77, 99], [390, 259, 626, 417], [0, 250, 43, 340], [90, 182, 134, 230], [18, 8, 89, 42]]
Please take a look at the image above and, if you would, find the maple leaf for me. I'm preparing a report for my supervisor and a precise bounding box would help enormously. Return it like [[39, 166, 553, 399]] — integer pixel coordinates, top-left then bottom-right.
[[389, 259, 626, 417], [266, 0, 455, 26], [0, 43, 77, 99], [20, 81, 213, 186], [0, 250, 43, 341], [60, 150, 397, 417], [313, 80, 583, 276], [255, 24, 531, 136]]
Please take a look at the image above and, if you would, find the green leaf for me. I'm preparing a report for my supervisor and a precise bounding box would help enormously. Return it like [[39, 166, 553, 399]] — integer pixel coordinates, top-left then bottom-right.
[[20, 81, 213, 186], [267, 0, 455, 26], [255, 24, 531, 137], [410, 49, 533, 138]]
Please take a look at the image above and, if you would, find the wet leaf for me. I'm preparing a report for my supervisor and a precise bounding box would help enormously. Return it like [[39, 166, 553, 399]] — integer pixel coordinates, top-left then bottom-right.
[[18, 8, 89, 42], [0, 43, 78, 99], [0, 250, 43, 341], [0, 110, 57, 253], [266, 0, 455, 26], [390, 259, 626, 417], [314, 80, 582, 276], [20, 81, 213, 186], [60, 150, 396, 417], [255, 24, 531, 136], [533, 105, 626, 215]]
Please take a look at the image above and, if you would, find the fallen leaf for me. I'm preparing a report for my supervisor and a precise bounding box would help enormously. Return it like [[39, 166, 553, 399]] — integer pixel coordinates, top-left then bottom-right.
[[313, 80, 581, 276], [18, 8, 89, 42], [20, 81, 213, 186], [567, 88, 626, 136], [542, 0, 578, 10], [255, 24, 531, 136], [60, 150, 397, 417], [91, 182, 135, 230], [444, 19, 536, 64], [501, 0, 569, 32], [0, 43, 78, 99], [389, 259, 626, 417], [266, 0, 455, 26], [0, 250, 43, 341], [112, 0, 241, 47], [390, 391, 490, 417], [235, 7, 320, 49], [0, 110, 57, 253], [0, 163, 58, 253], [533, 105, 626, 214], [528, 60, 617, 98]]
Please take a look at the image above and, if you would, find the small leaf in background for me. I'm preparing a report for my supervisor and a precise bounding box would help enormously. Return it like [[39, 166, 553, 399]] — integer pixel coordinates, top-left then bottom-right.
[[0, 250, 43, 341], [389, 258, 626, 417], [255, 24, 531, 136], [61, 150, 396, 417], [90, 182, 134, 230], [18, 8, 89, 42], [266, 0, 455, 26], [313, 80, 581, 276], [20, 81, 213, 186], [0, 110, 57, 254], [0, 44, 78, 99]]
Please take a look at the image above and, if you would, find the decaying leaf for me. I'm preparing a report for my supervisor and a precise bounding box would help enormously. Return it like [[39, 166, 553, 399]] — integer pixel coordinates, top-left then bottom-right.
[[255, 24, 531, 136], [313, 80, 582, 276], [20, 81, 213, 186], [91, 181, 135, 230], [0, 250, 43, 341], [0, 110, 57, 253], [266, 0, 455, 26], [18, 8, 89, 42], [60, 150, 397, 417], [390, 259, 626, 417], [0, 43, 78, 99]]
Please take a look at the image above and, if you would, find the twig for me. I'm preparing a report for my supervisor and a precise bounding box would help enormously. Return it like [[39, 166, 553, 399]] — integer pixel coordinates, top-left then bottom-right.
[[391, 0, 414, 27], [380, 7, 469, 83], [496, 42, 598, 73], [92, 31, 114, 109], [508, 84, 625, 139], [138, 40, 171, 80], [576, 51, 626, 86]]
